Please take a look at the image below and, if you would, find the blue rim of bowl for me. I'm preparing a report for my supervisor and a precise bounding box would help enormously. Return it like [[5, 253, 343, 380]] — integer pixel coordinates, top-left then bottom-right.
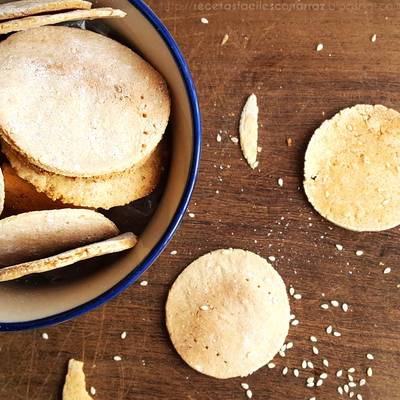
[[0, 0, 201, 332]]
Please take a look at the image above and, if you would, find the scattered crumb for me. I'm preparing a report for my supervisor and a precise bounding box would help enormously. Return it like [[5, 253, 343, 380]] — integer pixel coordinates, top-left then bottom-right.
[[41, 333, 49, 340], [200, 17, 209, 24], [221, 33, 229, 46], [140, 280, 148, 286], [316, 43, 324, 51]]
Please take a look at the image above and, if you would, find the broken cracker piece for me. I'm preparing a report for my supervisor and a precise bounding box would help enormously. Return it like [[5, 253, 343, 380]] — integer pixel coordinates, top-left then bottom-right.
[[0, 7, 126, 35], [239, 94, 259, 169], [63, 359, 93, 400]]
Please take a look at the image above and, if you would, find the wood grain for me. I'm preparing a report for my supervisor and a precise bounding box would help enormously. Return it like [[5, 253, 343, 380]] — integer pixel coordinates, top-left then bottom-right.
[[1, 0, 400, 399]]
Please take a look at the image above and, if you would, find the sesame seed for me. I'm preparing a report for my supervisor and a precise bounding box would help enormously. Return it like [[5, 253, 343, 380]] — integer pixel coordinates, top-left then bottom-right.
[[170, 250, 178, 255], [306, 381, 314, 388], [120, 331, 127, 340], [310, 336, 317, 342], [246, 389, 253, 399], [338, 386, 344, 395], [188, 213, 195, 218], [241, 383, 249, 390], [307, 361, 314, 369], [200, 17, 209, 24], [279, 350, 286, 357], [293, 368, 299, 377], [349, 382, 357, 388], [286, 342, 294, 349], [291, 319, 299, 326], [290, 314, 296, 320], [333, 331, 341, 337], [309, 397, 316, 400], [312, 346, 319, 355], [200, 305, 209, 311], [316, 43, 324, 51], [344, 384, 349, 393], [326, 325, 333, 334], [269, 256, 276, 262], [342, 303, 349, 312], [113, 355, 122, 361], [323, 359, 329, 367], [320, 372, 328, 379], [331, 300, 339, 307], [356, 250, 364, 256], [367, 353, 374, 360], [231, 137, 239, 143], [359, 379, 366, 386], [316, 379, 323, 387], [350, 392, 354, 398], [90, 387, 96, 396], [357, 394, 363, 400], [307, 377, 315, 384], [336, 369, 343, 377], [348, 367, 355, 373], [367, 367, 373, 377], [140, 280, 148, 286], [41, 333, 49, 340], [302, 360, 307, 369], [216, 133, 222, 142], [348, 374, 354, 382], [268, 362, 275, 369], [371, 33, 377, 42], [221, 34, 229, 46], [278, 178, 284, 187], [336, 244, 344, 251], [289, 287, 295, 296], [282, 367, 288, 376], [294, 293, 302, 300], [384, 267, 391, 274], [321, 304, 329, 309]]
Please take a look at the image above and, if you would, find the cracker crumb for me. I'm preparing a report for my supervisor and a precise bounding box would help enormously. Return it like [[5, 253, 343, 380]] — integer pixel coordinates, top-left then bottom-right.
[[316, 43, 324, 51], [221, 33, 229, 45], [200, 17, 209, 24], [140, 280, 148, 286]]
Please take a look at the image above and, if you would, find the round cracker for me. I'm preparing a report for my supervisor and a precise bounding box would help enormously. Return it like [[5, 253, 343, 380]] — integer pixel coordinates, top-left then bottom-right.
[[0, 165, 4, 216], [0, 232, 137, 282], [3, 141, 166, 210], [304, 104, 400, 232], [2, 162, 67, 213], [166, 248, 290, 379], [0, 209, 118, 266], [0, 26, 170, 177]]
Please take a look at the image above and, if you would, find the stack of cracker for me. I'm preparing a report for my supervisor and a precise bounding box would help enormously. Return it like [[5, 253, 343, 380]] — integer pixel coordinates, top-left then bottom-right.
[[0, 3, 171, 280]]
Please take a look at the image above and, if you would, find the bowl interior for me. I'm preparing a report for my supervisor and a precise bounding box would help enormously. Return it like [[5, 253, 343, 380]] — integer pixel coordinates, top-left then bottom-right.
[[0, 0, 196, 324]]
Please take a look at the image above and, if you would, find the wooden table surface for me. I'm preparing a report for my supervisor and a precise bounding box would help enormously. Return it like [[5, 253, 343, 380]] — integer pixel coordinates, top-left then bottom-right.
[[1, 0, 400, 399]]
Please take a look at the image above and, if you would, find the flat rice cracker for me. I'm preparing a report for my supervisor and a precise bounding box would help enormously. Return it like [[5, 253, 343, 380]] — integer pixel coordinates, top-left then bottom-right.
[[3, 141, 166, 209], [0, 232, 137, 282], [304, 104, 400, 232], [0, 208, 118, 266], [63, 359, 92, 400], [0, 0, 92, 22], [240, 94, 259, 169], [0, 7, 126, 34], [166, 248, 290, 379], [0, 26, 170, 177], [0, 165, 4, 216], [2, 162, 66, 212]]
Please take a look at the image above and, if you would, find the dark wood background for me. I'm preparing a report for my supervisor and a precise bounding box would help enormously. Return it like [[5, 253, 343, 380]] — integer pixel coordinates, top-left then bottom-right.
[[1, 0, 400, 398]]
